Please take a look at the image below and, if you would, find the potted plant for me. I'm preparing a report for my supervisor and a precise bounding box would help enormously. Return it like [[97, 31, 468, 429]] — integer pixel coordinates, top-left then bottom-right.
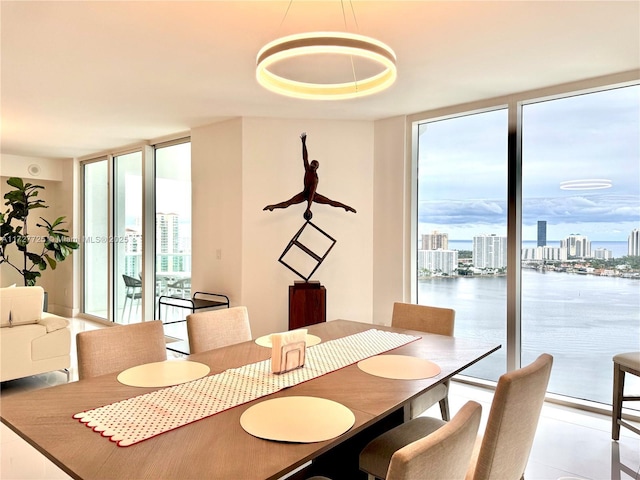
[[0, 177, 79, 290]]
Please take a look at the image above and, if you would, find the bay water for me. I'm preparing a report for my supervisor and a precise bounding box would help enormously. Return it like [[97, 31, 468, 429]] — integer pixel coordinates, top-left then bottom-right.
[[417, 258, 640, 405]]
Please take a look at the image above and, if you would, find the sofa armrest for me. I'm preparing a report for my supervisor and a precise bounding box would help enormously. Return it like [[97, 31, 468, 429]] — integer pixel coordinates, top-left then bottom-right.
[[39, 313, 70, 333]]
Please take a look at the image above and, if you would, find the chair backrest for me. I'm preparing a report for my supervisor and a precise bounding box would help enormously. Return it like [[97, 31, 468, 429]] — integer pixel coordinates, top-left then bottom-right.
[[122, 274, 141, 288], [391, 302, 455, 337], [470, 353, 553, 480], [169, 278, 190, 289], [187, 306, 252, 354], [76, 320, 167, 380], [387, 401, 482, 480]]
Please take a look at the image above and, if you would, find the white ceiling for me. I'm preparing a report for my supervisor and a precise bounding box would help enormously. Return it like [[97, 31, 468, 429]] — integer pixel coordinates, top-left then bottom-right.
[[2, 1, 639, 160]]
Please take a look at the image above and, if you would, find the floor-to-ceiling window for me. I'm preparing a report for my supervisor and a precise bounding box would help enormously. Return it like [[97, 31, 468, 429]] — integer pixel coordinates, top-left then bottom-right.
[[82, 159, 108, 318], [521, 85, 640, 403], [414, 80, 640, 406], [416, 109, 508, 382]]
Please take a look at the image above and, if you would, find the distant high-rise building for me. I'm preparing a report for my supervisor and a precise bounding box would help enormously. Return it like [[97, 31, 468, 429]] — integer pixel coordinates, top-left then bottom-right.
[[421, 231, 449, 250], [593, 248, 613, 260], [157, 213, 182, 272], [543, 246, 567, 261], [629, 228, 640, 256], [561, 234, 591, 258], [521, 246, 567, 261], [418, 249, 458, 275], [537, 221, 547, 247], [124, 228, 142, 277], [473, 234, 507, 269]]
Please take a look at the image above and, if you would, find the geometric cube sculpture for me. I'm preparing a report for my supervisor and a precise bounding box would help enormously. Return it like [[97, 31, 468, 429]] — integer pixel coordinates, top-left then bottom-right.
[[278, 221, 336, 282]]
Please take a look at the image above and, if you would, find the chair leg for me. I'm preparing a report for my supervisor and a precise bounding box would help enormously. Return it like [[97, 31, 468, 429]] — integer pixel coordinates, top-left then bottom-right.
[[127, 294, 134, 324], [122, 293, 129, 322], [612, 361, 624, 440], [439, 397, 451, 422], [134, 296, 140, 318]]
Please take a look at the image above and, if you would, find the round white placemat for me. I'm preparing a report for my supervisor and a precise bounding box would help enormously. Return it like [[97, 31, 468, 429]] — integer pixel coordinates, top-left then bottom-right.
[[255, 333, 321, 348], [240, 396, 355, 443], [117, 360, 210, 387], [357, 355, 441, 380]]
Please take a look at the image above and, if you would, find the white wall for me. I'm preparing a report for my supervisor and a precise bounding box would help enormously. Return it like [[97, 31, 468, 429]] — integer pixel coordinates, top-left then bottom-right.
[[191, 119, 244, 305], [1, 154, 64, 182], [49, 159, 77, 316], [192, 117, 375, 338], [372, 116, 408, 325]]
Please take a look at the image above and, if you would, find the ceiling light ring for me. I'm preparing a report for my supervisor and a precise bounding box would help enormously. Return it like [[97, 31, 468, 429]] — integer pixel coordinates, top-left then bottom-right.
[[257, 33, 397, 66], [560, 179, 613, 191], [256, 31, 397, 100], [258, 67, 396, 100]]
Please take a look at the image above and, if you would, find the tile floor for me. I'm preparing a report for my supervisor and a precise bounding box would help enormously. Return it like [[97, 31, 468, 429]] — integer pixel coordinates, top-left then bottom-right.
[[1, 317, 639, 480]]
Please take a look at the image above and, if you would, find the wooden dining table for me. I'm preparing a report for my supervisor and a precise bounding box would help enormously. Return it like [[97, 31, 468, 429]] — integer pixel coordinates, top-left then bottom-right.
[[0, 319, 501, 480]]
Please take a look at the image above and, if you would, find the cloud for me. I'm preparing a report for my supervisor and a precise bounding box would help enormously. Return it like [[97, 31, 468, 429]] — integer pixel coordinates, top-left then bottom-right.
[[419, 194, 639, 227], [523, 195, 639, 225], [418, 199, 506, 225]]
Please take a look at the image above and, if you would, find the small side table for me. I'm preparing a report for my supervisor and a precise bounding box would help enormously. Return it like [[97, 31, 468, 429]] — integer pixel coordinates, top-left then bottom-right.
[[158, 291, 230, 325], [288, 281, 326, 330]]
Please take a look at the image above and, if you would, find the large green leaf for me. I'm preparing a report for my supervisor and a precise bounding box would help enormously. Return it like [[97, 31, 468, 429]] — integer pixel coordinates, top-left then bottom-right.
[[44, 254, 57, 270], [0, 223, 14, 237], [28, 202, 47, 210], [15, 234, 29, 248], [26, 252, 43, 264], [23, 271, 41, 286], [4, 190, 25, 203], [6, 177, 24, 189]]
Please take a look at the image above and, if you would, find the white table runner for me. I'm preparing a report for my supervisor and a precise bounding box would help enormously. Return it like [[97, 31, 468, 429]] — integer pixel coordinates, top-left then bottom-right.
[[74, 329, 419, 446]]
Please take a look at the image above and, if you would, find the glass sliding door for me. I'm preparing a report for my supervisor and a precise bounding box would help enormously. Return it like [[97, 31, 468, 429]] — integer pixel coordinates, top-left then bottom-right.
[[83, 159, 109, 318], [521, 85, 640, 404], [81, 140, 190, 325], [155, 141, 191, 338], [114, 151, 143, 324], [416, 109, 508, 381]]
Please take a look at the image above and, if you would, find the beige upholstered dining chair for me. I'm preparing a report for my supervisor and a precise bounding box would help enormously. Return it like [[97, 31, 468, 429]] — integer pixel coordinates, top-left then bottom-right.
[[392, 302, 455, 421], [359, 353, 553, 480], [186, 306, 252, 354], [76, 320, 167, 380], [309, 401, 481, 480], [612, 351, 640, 440]]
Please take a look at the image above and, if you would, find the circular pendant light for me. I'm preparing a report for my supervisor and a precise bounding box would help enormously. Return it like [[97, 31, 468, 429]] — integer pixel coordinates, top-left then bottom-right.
[[256, 31, 397, 100], [560, 179, 613, 190]]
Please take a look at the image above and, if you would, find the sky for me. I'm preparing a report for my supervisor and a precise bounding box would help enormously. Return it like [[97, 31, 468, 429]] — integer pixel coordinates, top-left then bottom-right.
[[417, 84, 640, 242]]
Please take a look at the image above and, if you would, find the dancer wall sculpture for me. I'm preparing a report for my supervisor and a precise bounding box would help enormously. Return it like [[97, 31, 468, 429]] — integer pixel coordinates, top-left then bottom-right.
[[263, 133, 357, 329]]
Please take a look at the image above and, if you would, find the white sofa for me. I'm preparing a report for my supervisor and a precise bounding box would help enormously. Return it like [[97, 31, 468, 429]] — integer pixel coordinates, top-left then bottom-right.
[[1, 286, 71, 382]]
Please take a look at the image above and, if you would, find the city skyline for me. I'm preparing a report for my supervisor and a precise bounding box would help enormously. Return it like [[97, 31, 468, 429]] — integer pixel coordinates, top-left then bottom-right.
[[419, 230, 638, 264]]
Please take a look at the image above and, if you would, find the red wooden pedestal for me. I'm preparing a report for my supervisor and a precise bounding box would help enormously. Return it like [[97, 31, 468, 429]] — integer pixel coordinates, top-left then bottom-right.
[[288, 281, 326, 330]]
